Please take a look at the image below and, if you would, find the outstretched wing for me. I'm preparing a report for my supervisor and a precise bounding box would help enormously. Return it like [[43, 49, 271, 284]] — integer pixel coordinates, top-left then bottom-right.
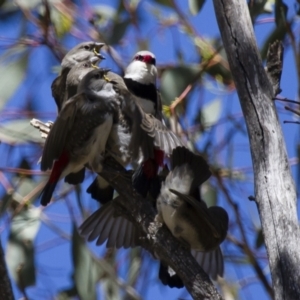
[[79, 199, 141, 249]]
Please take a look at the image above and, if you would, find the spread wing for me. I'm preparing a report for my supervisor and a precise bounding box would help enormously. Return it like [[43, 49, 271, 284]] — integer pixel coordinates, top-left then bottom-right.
[[191, 247, 224, 280], [140, 112, 184, 156], [79, 199, 141, 249]]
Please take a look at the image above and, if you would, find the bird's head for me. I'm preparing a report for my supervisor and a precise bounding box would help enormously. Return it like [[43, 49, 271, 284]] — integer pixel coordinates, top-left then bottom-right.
[[61, 41, 105, 69], [78, 68, 116, 98], [124, 50, 157, 85]]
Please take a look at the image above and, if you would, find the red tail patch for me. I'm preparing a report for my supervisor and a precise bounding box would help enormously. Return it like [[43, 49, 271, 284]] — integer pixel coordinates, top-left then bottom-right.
[[48, 151, 69, 184], [142, 149, 165, 179]]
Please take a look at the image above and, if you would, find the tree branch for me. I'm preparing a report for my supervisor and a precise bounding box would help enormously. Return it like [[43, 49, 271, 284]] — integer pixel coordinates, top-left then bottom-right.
[[99, 157, 223, 300], [213, 1, 300, 299]]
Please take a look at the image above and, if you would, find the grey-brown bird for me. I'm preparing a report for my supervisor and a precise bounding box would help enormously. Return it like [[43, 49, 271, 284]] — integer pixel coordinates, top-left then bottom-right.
[[51, 41, 105, 111], [60, 57, 100, 185], [79, 146, 228, 288], [40, 69, 118, 206], [157, 146, 228, 251]]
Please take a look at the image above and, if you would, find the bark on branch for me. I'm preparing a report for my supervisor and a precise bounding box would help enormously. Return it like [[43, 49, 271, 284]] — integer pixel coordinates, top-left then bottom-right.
[[99, 157, 223, 300], [213, 1, 300, 299]]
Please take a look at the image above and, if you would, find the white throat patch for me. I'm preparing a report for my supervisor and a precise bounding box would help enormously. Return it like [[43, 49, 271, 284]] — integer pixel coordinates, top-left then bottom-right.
[[124, 60, 157, 85]]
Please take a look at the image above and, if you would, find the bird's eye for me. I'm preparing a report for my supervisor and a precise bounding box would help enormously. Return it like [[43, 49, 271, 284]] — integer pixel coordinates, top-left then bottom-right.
[[84, 45, 90, 50], [83, 63, 88, 67], [135, 55, 143, 61], [94, 73, 100, 79]]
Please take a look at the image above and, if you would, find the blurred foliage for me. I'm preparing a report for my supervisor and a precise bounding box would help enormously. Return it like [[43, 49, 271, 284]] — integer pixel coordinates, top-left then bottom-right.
[[0, 0, 299, 299]]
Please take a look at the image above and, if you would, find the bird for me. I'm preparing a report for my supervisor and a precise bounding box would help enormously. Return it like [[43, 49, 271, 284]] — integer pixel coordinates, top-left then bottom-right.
[[124, 51, 179, 197], [51, 41, 105, 112], [86, 65, 183, 203], [156, 146, 228, 287], [156, 146, 228, 252], [60, 57, 101, 186], [123, 50, 162, 119], [79, 146, 228, 288], [40, 69, 119, 206], [90, 51, 181, 199]]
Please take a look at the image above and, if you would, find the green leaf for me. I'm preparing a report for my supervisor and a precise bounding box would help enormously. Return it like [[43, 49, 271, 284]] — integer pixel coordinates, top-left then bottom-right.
[[260, 22, 288, 60], [248, 0, 268, 21], [93, 4, 116, 20], [255, 229, 265, 249], [201, 98, 222, 127], [107, 18, 131, 45], [127, 248, 141, 286], [52, 8, 74, 38], [189, 0, 205, 15], [15, 0, 41, 9], [72, 227, 101, 300], [57, 286, 78, 300], [275, 0, 288, 26], [153, 0, 172, 7], [160, 65, 200, 105], [0, 54, 28, 110], [0, 119, 44, 144], [6, 206, 41, 289], [0, 190, 14, 217], [11, 177, 38, 203], [201, 182, 217, 207]]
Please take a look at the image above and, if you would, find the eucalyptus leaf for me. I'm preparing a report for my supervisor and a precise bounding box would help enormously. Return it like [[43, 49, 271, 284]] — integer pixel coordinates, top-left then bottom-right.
[[57, 286, 78, 300], [93, 4, 116, 20], [201, 98, 222, 127], [107, 19, 131, 45], [153, 0, 173, 7], [255, 229, 265, 249], [160, 65, 200, 105], [6, 206, 41, 289], [52, 8, 73, 38], [201, 182, 217, 207], [0, 54, 28, 110], [72, 227, 101, 300], [127, 248, 141, 286], [0, 119, 44, 144], [260, 22, 288, 60], [188, 0, 205, 15]]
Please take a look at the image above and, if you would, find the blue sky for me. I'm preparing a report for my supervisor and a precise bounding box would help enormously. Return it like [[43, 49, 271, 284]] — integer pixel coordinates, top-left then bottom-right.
[[0, 0, 299, 299]]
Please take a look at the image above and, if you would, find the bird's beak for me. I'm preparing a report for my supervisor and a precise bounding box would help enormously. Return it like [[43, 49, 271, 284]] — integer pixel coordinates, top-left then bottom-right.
[[93, 42, 106, 60], [102, 68, 111, 82], [89, 56, 100, 69]]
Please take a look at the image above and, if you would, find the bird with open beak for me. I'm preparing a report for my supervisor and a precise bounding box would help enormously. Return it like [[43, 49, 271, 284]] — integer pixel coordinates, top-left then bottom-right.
[[51, 41, 105, 112], [40, 69, 118, 206], [59, 57, 101, 186], [87, 51, 183, 201]]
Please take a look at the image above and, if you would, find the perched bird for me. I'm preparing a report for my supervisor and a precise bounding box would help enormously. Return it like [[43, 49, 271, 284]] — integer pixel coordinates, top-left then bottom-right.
[[79, 146, 228, 288], [156, 146, 228, 286], [61, 57, 100, 185], [156, 146, 228, 252], [40, 69, 119, 206], [86, 68, 182, 203], [51, 41, 105, 112], [124, 51, 162, 119]]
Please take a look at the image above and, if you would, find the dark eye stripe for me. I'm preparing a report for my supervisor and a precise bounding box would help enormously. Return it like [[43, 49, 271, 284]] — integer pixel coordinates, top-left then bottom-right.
[[134, 54, 156, 65]]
